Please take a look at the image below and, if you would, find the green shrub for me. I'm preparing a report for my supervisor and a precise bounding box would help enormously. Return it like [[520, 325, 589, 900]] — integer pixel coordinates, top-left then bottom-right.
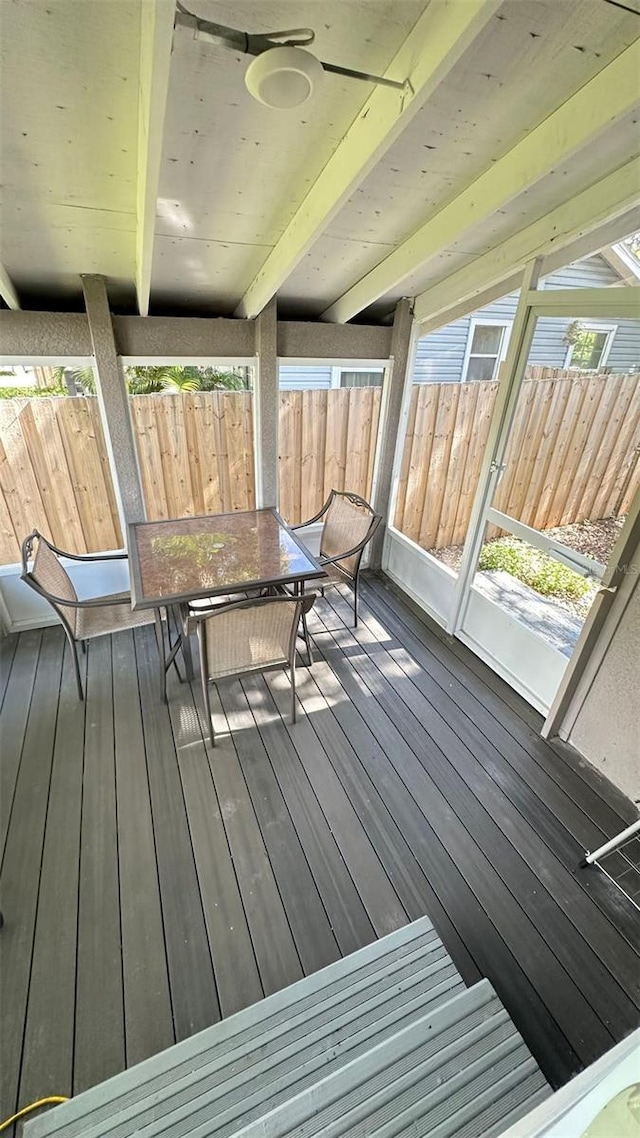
[[479, 536, 591, 600], [0, 385, 68, 398]]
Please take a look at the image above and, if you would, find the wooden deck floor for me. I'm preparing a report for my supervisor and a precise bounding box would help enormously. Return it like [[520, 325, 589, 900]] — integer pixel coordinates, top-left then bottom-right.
[[1, 575, 639, 1125]]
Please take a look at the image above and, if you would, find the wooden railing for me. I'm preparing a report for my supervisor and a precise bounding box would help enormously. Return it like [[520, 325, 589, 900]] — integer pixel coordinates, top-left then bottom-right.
[[395, 371, 640, 550], [0, 373, 637, 566]]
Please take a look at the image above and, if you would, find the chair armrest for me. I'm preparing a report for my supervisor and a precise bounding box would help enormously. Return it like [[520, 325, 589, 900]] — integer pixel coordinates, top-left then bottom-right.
[[47, 546, 128, 562], [289, 499, 331, 530]]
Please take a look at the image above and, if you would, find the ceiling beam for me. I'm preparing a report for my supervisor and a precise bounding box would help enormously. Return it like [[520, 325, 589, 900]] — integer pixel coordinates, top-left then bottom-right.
[[135, 0, 175, 317], [0, 265, 20, 310], [414, 160, 640, 328], [234, 0, 502, 320], [598, 242, 640, 284], [321, 40, 640, 324]]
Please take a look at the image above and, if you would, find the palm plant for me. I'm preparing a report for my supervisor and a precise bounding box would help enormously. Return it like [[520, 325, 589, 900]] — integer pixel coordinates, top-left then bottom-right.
[[125, 365, 249, 393]]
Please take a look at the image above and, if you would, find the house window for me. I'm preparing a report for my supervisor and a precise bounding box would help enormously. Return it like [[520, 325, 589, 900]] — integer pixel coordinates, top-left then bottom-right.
[[565, 324, 616, 370], [462, 320, 511, 382], [330, 367, 385, 388]]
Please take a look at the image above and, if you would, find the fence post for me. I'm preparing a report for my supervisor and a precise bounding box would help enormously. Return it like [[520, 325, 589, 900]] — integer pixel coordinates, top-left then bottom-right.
[[82, 274, 146, 538], [254, 296, 279, 508], [370, 298, 416, 570]]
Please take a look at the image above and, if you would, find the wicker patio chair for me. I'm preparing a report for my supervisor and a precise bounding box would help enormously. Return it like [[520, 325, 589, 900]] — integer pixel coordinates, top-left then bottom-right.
[[291, 490, 382, 627], [20, 530, 166, 701], [189, 593, 316, 747]]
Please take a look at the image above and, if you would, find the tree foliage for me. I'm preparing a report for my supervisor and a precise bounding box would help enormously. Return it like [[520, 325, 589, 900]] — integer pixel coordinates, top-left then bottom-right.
[[50, 365, 250, 395]]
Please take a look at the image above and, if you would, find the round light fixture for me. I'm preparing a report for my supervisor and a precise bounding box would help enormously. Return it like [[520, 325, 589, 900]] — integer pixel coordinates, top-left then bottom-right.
[[245, 46, 324, 108]]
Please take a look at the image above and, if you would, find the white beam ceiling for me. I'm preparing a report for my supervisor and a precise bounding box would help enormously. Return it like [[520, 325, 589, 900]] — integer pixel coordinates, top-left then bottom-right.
[[414, 159, 640, 327], [0, 265, 20, 310], [135, 0, 176, 316], [234, 0, 502, 320], [321, 39, 640, 323]]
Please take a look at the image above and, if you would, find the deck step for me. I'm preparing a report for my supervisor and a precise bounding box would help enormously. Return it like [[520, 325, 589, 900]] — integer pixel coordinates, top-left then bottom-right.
[[234, 980, 550, 1138], [25, 917, 549, 1137]]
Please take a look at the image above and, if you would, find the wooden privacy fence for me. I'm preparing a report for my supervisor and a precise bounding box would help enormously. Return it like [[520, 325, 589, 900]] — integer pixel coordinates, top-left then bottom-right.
[[0, 387, 379, 564], [0, 392, 255, 564], [278, 387, 382, 524], [395, 371, 640, 550], [0, 396, 123, 564], [1, 374, 637, 566], [129, 391, 255, 522]]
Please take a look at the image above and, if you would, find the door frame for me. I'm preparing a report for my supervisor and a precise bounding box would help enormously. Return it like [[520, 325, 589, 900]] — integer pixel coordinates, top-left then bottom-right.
[[452, 277, 640, 709], [384, 263, 640, 713]]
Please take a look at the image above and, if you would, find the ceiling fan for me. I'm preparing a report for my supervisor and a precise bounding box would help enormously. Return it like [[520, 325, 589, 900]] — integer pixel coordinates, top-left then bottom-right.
[[175, 1, 410, 109]]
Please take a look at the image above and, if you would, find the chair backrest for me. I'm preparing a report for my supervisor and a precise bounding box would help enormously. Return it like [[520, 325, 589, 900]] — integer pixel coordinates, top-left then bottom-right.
[[320, 491, 381, 577], [193, 594, 315, 683], [21, 530, 79, 635]]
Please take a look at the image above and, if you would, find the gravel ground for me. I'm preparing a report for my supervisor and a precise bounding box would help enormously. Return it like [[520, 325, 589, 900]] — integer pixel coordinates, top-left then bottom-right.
[[429, 517, 626, 618]]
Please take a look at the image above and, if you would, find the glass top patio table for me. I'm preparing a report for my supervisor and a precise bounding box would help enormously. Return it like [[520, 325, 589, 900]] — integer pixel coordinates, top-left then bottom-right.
[[128, 508, 325, 609]]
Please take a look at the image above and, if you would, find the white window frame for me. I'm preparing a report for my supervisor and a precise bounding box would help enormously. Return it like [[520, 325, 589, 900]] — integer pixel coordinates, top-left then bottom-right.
[[461, 318, 512, 383], [563, 322, 617, 370]]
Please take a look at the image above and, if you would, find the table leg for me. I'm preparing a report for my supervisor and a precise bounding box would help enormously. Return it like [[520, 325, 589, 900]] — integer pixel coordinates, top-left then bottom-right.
[[176, 605, 195, 681], [154, 608, 167, 703]]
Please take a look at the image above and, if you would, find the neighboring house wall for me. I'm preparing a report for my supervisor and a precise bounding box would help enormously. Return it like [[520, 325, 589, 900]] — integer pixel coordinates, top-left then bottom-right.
[[279, 365, 332, 390], [413, 255, 640, 383], [279, 365, 385, 390]]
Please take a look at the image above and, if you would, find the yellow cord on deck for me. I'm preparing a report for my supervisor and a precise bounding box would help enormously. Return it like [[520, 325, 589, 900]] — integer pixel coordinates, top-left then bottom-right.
[[0, 1097, 69, 1132]]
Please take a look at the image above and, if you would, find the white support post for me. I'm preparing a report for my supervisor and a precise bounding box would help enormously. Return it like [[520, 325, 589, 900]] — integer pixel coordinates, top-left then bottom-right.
[[370, 299, 416, 570], [0, 264, 20, 310], [254, 297, 279, 509], [449, 259, 542, 634], [82, 275, 146, 537]]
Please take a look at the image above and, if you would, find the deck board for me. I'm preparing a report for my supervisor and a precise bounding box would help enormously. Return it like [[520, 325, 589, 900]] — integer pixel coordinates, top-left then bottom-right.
[[18, 644, 83, 1108], [113, 631, 174, 1066], [0, 628, 63, 1122], [1, 576, 638, 1129], [310, 602, 638, 1040], [75, 635, 125, 1094]]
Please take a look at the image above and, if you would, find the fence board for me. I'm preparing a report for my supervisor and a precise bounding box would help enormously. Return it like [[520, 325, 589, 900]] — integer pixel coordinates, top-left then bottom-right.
[[590, 376, 640, 521], [366, 388, 382, 496], [278, 391, 301, 525], [300, 390, 328, 523], [400, 385, 440, 544], [419, 384, 460, 549], [322, 389, 349, 503], [451, 382, 497, 547], [189, 393, 221, 516], [438, 384, 478, 548], [129, 396, 169, 521], [0, 411, 54, 555], [393, 387, 418, 529]]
